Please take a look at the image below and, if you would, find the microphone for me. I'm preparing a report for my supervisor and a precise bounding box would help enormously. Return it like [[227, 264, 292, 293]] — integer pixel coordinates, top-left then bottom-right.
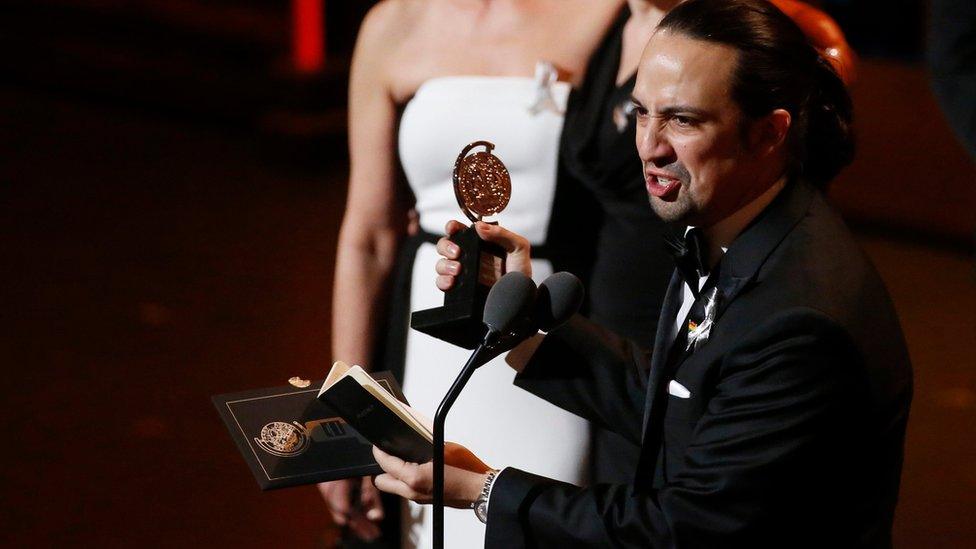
[[533, 271, 585, 332], [488, 271, 585, 355], [482, 271, 538, 346], [432, 271, 536, 549], [431, 271, 582, 549]]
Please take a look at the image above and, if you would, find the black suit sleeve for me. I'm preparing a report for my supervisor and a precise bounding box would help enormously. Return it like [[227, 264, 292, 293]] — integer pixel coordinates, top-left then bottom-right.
[[487, 309, 867, 548], [512, 314, 652, 445]]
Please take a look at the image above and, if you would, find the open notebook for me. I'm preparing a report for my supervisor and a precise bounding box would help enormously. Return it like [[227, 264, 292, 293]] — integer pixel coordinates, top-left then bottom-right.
[[318, 361, 433, 463], [318, 361, 490, 472]]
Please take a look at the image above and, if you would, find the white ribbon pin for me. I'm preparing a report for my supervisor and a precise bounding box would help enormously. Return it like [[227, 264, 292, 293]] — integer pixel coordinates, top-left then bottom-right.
[[528, 61, 564, 115]]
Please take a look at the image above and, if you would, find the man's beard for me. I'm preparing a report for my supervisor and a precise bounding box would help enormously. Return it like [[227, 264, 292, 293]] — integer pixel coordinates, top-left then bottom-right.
[[649, 193, 693, 224]]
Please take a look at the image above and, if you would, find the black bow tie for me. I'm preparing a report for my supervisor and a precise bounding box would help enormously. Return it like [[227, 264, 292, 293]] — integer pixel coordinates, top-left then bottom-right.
[[664, 228, 709, 296]]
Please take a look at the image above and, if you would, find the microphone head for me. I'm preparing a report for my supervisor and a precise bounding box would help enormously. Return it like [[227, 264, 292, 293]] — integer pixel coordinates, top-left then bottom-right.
[[534, 272, 584, 332], [483, 272, 537, 334]]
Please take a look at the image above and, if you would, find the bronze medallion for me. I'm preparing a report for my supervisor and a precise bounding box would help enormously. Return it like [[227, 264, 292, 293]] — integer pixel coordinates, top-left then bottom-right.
[[253, 421, 310, 458], [453, 141, 511, 222]]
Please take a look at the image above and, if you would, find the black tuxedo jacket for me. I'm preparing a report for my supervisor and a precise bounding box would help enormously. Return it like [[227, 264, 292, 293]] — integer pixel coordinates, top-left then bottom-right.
[[485, 181, 913, 548]]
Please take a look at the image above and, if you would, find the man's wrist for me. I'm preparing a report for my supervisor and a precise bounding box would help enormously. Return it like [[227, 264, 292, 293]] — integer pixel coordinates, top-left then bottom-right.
[[473, 469, 500, 524], [467, 471, 492, 506]]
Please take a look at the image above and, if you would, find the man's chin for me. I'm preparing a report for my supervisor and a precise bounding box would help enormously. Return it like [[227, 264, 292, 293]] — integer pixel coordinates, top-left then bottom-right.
[[649, 196, 690, 225]]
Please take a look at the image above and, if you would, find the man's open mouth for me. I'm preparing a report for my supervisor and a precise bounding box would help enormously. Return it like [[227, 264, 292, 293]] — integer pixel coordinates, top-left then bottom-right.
[[646, 173, 682, 198]]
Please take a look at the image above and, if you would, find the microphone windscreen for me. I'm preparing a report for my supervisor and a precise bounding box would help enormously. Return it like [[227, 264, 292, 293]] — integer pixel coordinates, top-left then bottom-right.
[[484, 272, 537, 334], [535, 272, 584, 332]]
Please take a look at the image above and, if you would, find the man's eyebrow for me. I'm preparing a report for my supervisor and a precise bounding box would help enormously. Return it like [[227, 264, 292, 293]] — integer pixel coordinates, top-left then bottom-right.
[[628, 97, 708, 117], [658, 105, 709, 117]]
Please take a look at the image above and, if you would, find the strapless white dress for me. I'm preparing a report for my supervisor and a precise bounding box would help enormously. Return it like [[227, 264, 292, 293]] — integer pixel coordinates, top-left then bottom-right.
[[396, 64, 590, 549]]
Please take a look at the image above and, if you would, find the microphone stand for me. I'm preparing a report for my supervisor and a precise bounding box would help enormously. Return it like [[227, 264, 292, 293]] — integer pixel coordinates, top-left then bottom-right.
[[432, 330, 496, 549], [430, 271, 581, 548]]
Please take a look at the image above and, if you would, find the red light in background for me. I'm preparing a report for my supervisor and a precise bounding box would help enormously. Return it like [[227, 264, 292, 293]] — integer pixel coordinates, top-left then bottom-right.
[[293, 0, 325, 74]]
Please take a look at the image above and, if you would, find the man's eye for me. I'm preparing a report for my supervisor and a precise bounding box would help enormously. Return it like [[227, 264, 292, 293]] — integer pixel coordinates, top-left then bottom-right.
[[629, 104, 647, 118], [673, 115, 695, 127]]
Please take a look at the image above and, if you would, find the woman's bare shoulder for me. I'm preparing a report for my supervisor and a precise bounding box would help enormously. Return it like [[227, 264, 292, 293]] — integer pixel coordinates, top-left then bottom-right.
[[562, 0, 624, 14], [351, 0, 429, 98], [356, 0, 425, 54], [554, 0, 622, 40]]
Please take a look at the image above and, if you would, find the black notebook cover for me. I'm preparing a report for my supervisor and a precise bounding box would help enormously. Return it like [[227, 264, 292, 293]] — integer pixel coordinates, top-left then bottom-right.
[[317, 376, 433, 464], [213, 372, 408, 491]]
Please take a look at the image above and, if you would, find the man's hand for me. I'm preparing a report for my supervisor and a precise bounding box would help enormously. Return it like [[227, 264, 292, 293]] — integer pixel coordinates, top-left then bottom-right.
[[435, 220, 534, 291], [316, 477, 384, 541], [371, 447, 489, 509]]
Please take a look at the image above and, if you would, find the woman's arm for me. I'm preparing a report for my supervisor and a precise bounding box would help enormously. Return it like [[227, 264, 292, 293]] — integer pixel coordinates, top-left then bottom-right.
[[320, 2, 411, 538], [332, 1, 410, 368]]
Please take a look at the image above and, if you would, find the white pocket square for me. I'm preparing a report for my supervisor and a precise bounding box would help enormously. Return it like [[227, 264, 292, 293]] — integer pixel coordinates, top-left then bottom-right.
[[668, 380, 691, 399]]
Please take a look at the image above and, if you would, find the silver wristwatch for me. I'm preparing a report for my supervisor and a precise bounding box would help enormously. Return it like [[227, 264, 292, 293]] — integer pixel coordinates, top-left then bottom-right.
[[473, 469, 499, 524]]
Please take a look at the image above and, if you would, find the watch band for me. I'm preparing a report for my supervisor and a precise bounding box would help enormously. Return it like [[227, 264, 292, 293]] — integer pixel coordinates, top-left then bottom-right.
[[473, 469, 499, 524]]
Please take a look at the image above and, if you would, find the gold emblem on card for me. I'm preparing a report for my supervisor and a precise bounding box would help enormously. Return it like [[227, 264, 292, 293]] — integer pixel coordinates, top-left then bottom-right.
[[254, 421, 310, 458], [287, 376, 311, 388], [453, 141, 512, 222]]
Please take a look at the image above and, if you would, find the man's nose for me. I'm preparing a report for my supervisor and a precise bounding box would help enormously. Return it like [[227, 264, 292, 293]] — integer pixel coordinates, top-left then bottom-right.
[[636, 125, 675, 167]]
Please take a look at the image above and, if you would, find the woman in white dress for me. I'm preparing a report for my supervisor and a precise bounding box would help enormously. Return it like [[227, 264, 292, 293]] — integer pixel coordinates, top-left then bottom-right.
[[320, 1, 622, 547]]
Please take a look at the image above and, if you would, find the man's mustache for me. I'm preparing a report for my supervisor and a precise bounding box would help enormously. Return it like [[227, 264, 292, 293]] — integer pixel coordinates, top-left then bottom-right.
[[647, 161, 690, 182]]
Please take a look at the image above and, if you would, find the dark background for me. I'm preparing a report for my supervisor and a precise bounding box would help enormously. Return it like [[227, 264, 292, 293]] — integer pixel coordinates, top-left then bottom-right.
[[1, 1, 973, 547]]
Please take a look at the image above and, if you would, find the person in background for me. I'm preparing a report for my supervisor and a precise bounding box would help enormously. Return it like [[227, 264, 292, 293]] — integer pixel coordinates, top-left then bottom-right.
[[557, 0, 681, 486], [321, 1, 622, 547], [928, 0, 976, 160]]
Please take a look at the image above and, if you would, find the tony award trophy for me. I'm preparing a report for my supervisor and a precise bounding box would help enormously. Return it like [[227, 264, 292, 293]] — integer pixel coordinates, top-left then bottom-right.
[[410, 141, 511, 349]]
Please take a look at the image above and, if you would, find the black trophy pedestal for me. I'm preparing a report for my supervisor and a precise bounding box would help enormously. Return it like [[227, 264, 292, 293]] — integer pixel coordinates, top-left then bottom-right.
[[410, 226, 505, 349]]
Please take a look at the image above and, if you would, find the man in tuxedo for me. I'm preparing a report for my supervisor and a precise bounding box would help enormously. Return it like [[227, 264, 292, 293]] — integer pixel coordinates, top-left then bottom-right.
[[372, 0, 913, 546]]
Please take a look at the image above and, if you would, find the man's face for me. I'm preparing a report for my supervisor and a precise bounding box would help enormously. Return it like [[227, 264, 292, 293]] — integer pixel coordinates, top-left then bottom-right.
[[632, 31, 773, 227]]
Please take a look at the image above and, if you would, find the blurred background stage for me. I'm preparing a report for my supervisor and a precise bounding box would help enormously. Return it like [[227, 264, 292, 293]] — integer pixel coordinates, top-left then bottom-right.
[[1, 1, 973, 547]]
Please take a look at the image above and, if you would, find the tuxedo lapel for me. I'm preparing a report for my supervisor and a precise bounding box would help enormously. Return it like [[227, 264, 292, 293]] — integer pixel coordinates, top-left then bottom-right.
[[664, 181, 817, 375], [635, 181, 818, 484], [667, 271, 749, 369], [640, 271, 683, 442], [721, 180, 816, 285]]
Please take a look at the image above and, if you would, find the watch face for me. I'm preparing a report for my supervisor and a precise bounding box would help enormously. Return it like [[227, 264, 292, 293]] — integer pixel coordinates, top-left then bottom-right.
[[475, 499, 489, 523]]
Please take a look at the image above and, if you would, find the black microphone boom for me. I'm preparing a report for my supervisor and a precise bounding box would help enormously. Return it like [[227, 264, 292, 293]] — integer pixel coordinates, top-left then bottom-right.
[[432, 271, 537, 549], [431, 271, 583, 548]]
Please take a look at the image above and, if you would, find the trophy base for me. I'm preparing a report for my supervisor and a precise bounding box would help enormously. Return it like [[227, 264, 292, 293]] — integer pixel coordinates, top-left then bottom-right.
[[410, 300, 488, 350], [409, 225, 505, 349]]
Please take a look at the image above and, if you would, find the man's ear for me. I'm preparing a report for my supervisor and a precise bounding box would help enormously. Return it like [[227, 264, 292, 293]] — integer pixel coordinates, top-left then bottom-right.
[[747, 108, 791, 156]]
